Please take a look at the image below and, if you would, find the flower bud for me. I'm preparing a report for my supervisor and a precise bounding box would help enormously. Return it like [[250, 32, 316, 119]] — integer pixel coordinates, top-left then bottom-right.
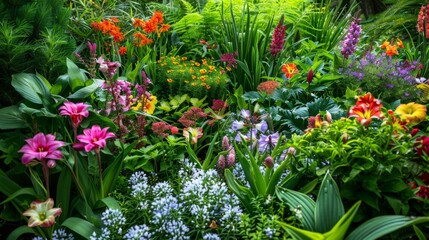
[[264, 156, 274, 169], [47, 160, 56, 168], [325, 111, 332, 123], [342, 133, 349, 143], [287, 147, 296, 156], [307, 69, 314, 84], [170, 126, 179, 135], [217, 155, 226, 170], [226, 149, 236, 167], [411, 128, 419, 137], [222, 135, 230, 150]]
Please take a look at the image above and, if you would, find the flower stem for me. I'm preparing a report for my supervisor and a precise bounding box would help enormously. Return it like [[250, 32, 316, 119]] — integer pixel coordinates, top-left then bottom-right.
[[95, 149, 104, 198], [41, 160, 50, 198]]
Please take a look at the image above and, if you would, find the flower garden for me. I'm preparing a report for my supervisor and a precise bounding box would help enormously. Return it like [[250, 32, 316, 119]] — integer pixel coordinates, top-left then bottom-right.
[[2, 0, 429, 239]]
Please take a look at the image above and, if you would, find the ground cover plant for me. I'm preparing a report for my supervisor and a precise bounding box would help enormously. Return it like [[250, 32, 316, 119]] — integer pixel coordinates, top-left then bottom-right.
[[1, 0, 429, 239]]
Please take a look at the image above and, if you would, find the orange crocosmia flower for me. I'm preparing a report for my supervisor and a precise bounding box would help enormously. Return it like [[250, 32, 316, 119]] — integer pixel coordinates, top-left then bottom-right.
[[119, 46, 127, 56], [132, 18, 145, 29], [385, 44, 398, 57], [396, 38, 404, 48], [159, 24, 170, 33], [133, 32, 153, 46], [151, 10, 164, 25], [348, 102, 383, 127], [282, 63, 299, 78], [143, 19, 158, 33], [110, 17, 120, 23]]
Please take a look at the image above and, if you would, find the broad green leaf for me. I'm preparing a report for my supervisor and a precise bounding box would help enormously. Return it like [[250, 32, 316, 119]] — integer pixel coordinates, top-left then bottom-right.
[[66, 58, 86, 92], [0, 169, 23, 196], [11, 73, 51, 105], [99, 196, 120, 210], [276, 186, 316, 231], [347, 216, 429, 240], [413, 225, 426, 240], [0, 105, 28, 129], [324, 201, 361, 239], [62, 217, 100, 239], [276, 221, 325, 240], [315, 172, 345, 233], [6, 226, 34, 240], [68, 79, 104, 99]]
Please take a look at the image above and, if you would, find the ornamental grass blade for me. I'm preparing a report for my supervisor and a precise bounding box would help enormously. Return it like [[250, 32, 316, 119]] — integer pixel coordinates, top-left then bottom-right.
[[347, 215, 429, 240], [315, 171, 344, 233], [276, 186, 316, 231]]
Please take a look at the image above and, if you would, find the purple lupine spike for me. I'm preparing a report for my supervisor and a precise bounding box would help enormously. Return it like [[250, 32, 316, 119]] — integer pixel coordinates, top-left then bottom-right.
[[341, 18, 362, 59]]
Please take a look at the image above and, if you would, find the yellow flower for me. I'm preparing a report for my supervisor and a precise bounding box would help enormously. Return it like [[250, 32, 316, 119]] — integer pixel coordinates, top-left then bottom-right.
[[144, 95, 158, 114], [167, 78, 173, 83], [199, 69, 207, 74], [394, 102, 427, 125]]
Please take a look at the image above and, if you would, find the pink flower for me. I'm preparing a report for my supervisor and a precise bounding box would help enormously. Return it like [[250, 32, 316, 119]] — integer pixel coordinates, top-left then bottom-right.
[[76, 125, 115, 152], [19, 133, 64, 165], [59, 102, 89, 128], [270, 14, 286, 57], [23, 198, 62, 228]]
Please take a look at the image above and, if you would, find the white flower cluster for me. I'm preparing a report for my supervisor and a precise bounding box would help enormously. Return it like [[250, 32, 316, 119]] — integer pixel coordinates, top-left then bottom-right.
[[33, 229, 75, 240]]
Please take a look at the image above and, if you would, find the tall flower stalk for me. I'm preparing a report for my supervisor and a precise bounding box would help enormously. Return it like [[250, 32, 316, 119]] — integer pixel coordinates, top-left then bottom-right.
[[270, 14, 286, 58], [341, 18, 362, 60]]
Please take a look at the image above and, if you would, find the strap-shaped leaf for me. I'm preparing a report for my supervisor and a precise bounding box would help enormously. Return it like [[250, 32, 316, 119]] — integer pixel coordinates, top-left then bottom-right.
[[347, 216, 429, 240], [324, 201, 361, 239], [276, 186, 316, 231], [315, 172, 344, 233], [224, 169, 254, 212], [62, 217, 100, 239], [0, 105, 28, 129], [6, 226, 34, 240]]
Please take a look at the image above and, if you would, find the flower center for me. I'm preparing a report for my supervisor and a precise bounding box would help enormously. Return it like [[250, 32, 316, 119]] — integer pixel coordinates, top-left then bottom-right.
[[39, 212, 46, 221], [38, 147, 45, 152]]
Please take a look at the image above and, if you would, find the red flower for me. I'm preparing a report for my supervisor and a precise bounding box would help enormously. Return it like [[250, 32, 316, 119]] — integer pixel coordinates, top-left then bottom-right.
[[349, 102, 383, 126], [282, 63, 299, 78], [270, 14, 286, 57], [419, 172, 429, 185], [414, 136, 429, 156], [119, 46, 127, 56], [416, 185, 429, 199], [59, 102, 89, 128]]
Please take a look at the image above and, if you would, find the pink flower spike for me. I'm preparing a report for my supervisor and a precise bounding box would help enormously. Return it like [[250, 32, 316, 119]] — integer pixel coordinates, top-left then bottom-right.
[[59, 102, 90, 128], [23, 198, 62, 228], [76, 125, 115, 152], [19, 133, 64, 165]]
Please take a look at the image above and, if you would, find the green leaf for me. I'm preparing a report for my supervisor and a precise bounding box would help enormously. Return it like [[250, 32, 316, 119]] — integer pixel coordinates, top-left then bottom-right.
[[276, 186, 316, 231], [66, 58, 86, 92], [224, 169, 254, 212], [99, 196, 120, 210], [347, 216, 429, 240], [324, 201, 361, 239], [103, 140, 139, 196], [413, 225, 427, 240], [0, 105, 28, 129], [11, 73, 51, 105], [56, 168, 72, 223], [0, 188, 37, 205], [6, 226, 34, 240], [68, 79, 104, 99], [62, 217, 100, 239], [315, 172, 345, 233], [201, 132, 219, 170], [276, 221, 325, 240]]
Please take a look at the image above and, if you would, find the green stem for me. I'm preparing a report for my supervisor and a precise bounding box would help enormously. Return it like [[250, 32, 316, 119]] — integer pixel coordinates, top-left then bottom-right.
[[41, 160, 50, 198], [95, 149, 104, 198]]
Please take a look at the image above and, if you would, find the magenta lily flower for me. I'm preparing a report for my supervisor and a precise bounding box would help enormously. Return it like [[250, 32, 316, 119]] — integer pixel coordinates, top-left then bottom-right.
[[76, 125, 115, 152], [23, 198, 62, 228], [19, 133, 64, 165], [59, 102, 89, 128]]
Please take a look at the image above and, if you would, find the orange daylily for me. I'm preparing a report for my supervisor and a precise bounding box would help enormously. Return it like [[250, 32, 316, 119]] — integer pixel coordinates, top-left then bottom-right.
[[282, 63, 299, 78]]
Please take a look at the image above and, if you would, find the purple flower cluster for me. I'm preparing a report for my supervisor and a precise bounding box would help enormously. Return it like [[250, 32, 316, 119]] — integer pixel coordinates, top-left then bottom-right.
[[341, 18, 362, 59], [270, 14, 286, 57]]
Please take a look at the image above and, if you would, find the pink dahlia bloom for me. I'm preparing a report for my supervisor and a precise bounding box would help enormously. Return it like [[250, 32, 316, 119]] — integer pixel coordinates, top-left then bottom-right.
[[76, 125, 115, 152], [19, 133, 64, 165], [59, 102, 90, 128]]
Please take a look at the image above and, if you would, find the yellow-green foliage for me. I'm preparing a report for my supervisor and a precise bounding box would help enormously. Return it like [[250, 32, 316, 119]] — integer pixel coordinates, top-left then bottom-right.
[[156, 55, 229, 101]]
